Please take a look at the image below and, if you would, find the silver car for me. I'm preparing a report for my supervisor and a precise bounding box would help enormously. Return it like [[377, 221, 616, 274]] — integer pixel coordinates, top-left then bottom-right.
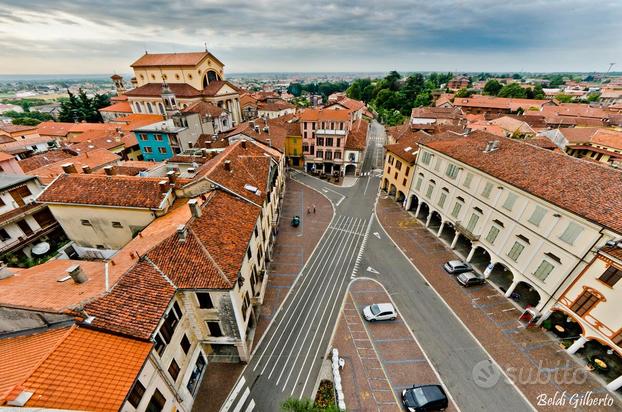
[[456, 271, 486, 287], [443, 260, 473, 274]]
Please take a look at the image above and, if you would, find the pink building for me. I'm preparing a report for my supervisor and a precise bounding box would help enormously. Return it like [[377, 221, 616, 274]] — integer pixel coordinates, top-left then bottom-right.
[[299, 108, 352, 174]]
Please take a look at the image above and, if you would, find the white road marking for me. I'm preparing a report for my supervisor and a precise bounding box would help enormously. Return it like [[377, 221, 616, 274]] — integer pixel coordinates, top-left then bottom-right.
[[244, 400, 255, 412], [366, 266, 380, 274], [373, 232, 381, 239], [232, 388, 250, 412], [221, 376, 246, 411]]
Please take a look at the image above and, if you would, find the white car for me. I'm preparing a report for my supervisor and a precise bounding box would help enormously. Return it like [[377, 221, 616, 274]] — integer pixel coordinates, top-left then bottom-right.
[[362, 303, 397, 321]]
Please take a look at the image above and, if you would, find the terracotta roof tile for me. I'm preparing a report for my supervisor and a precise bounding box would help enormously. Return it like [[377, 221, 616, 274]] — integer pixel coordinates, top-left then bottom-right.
[[0, 260, 109, 312], [202, 80, 241, 96], [99, 101, 132, 113], [299, 108, 351, 122], [125, 82, 202, 98], [384, 130, 430, 163], [0, 326, 72, 403], [17, 150, 74, 173], [182, 101, 226, 117], [26, 148, 120, 184], [423, 131, 622, 233], [345, 119, 368, 150], [23, 327, 151, 411], [131, 51, 220, 67], [38, 174, 170, 209], [83, 260, 175, 339]]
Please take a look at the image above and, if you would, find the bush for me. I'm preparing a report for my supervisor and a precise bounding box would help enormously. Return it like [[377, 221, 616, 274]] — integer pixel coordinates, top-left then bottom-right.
[[314, 380, 336, 409]]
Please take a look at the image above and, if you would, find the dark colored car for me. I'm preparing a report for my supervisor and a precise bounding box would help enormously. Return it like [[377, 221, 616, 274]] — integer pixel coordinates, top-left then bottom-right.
[[443, 260, 472, 274], [402, 384, 448, 411], [456, 271, 486, 287]]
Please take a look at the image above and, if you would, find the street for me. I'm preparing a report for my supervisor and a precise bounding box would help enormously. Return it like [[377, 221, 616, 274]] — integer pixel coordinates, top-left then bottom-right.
[[222, 120, 533, 411]]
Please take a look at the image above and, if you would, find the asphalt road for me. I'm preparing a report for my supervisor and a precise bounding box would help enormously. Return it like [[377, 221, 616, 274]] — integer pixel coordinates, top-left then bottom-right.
[[221, 120, 533, 412]]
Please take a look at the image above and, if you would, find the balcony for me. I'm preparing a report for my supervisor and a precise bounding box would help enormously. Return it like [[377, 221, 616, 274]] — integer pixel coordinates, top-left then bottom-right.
[[455, 222, 480, 241], [0, 220, 60, 255]]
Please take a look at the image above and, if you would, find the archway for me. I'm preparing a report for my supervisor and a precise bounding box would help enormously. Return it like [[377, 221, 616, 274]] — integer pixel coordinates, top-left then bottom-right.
[[488, 262, 514, 293], [417, 202, 430, 221], [382, 178, 389, 191], [388, 184, 397, 197], [440, 222, 456, 244], [577, 339, 622, 386], [204, 70, 220, 88], [470, 246, 492, 273], [345, 164, 356, 176], [543, 309, 584, 341], [453, 233, 472, 258], [513, 281, 541, 309], [396, 191, 405, 203], [428, 211, 442, 232], [408, 195, 419, 212]]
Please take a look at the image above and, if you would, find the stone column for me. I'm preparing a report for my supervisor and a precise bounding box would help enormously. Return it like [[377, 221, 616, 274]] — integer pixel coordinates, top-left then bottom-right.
[[566, 336, 588, 355], [535, 308, 553, 326], [504, 279, 520, 298], [425, 213, 433, 228], [606, 374, 622, 392], [450, 232, 460, 249], [436, 221, 445, 237], [415, 203, 422, 218], [466, 244, 477, 262]]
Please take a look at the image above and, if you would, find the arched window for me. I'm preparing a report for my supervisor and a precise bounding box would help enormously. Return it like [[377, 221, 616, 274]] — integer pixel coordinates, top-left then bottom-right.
[[146, 102, 153, 113], [135, 103, 142, 113], [158, 103, 165, 114]]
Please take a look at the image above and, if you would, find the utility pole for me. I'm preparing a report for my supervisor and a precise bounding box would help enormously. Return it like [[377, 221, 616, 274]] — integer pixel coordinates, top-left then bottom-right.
[[606, 63, 615, 74]]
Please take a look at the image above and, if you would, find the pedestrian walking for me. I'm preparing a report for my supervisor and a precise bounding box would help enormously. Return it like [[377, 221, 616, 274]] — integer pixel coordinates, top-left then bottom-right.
[[312, 204, 316, 213]]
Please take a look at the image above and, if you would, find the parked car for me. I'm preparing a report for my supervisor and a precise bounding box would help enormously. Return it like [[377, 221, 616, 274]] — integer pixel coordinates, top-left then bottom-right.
[[402, 384, 448, 411], [362, 303, 396, 321], [443, 260, 472, 274], [456, 271, 486, 287]]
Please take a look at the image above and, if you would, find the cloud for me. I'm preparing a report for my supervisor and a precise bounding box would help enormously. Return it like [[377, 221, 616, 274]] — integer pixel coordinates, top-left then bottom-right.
[[0, 0, 620, 74]]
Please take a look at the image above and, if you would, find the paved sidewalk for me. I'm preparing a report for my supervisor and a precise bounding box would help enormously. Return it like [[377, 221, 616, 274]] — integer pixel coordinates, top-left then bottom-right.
[[331, 278, 457, 412], [376, 197, 620, 412], [192, 178, 333, 412]]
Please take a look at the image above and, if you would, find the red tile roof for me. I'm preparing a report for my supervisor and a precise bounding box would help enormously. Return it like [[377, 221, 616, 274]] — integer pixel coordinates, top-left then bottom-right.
[[454, 96, 552, 111], [422, 131, 622, 233], [182, 101, 226, 117], [384, 130, 430, 163], [299, 108, 352, 122], [131, 51, 221, 67], [0, 124, 37, 134], [411, 106, 464, 120], [26, 148, 120, 184], [83, 260, 175, 340], [345, 119, 368, 151], [17, 150, 74, 172], [37, 174, 170, 209], [99, 101, 132, 113], [125, 82, 202, 98], [22, 327, 151, 411], [202, 80, 241, 97]]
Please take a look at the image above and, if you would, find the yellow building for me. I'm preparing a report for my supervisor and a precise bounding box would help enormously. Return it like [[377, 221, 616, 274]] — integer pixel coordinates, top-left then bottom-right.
[[381, 129, 428, 205], [124, 51, 242, 124], [285, 121, 303, 167]]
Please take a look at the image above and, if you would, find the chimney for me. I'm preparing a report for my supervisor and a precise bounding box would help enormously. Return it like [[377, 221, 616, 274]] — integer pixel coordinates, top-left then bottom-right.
[[224, 160, 232, 171], [177, 224, 187, 242], [66, 264, 88, 284], [187, 167, 196, 174], [104, 166, 115, 176], [61, 163, 77, 174], [240, 140, 247, 149], [167, 170, 177, 184], [159, 180, 169, 194], [188, 198, 201, 218], [81, 165, 92, 174]]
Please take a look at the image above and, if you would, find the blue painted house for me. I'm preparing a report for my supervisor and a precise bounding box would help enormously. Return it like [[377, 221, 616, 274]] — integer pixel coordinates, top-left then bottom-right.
[[133, 120, 188, 162]]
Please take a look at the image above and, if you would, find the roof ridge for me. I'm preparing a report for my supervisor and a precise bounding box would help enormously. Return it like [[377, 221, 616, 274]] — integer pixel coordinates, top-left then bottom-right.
[[186, 226, 233, 287], [142, 256, 178, 289], [15, 325, 75, 394]]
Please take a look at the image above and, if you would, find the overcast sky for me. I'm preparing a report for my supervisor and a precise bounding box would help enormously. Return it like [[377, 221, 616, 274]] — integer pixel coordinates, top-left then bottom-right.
[[1, 0, 620, 74]]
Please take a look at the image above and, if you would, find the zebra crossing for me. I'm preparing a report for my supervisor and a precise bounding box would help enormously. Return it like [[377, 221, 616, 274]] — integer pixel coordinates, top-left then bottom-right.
[[221, 376, 255, 412]]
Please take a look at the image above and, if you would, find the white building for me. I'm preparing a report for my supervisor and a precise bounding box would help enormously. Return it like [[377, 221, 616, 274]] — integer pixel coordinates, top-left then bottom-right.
[[407, 131, 621, 314]]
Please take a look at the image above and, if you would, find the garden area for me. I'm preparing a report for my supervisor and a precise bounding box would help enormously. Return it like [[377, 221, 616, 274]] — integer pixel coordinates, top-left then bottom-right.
[[281, 380, 338, 411]]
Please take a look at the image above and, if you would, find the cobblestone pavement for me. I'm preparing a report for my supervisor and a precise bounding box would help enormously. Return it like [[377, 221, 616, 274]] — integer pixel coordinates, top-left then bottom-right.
[[192, 177, 333, 412], [332, 278, 457, 412], [376, 196, 620, 412]]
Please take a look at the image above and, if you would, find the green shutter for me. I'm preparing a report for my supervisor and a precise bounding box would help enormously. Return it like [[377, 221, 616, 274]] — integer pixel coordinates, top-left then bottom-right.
[[482, 182, 493, 198], [503, 192, 518, 211], [559, 222, 583, 245], [466, 213, 479, 232], [507, 241, 525, 261], [528, 206, 547, 226], [486, 226, 500, 244]]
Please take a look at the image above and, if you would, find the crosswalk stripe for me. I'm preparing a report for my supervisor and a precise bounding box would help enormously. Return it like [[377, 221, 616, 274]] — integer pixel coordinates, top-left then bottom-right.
[[233, 388, 250, 412], [245, 399, 256, 412], [221, 376, 246, 411]]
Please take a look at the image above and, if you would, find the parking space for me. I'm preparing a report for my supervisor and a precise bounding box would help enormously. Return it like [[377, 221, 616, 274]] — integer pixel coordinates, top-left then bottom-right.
[[331, 278, 457, 412]]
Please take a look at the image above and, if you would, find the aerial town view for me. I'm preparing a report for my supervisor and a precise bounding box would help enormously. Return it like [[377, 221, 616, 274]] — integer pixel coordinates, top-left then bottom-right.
[[1, 1, 622, 412]]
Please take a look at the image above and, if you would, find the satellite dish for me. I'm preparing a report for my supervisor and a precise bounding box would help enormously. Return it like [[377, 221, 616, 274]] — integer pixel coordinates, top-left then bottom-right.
[[31, 242, 51, 256]]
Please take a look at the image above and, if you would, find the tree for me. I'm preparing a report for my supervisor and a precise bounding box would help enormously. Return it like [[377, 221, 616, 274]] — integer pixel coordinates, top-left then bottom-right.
[[555, 93, 573, 103], [281, 397, 340, 412], [413, 91, 432, 107], [512, 73, 522, 80], [401, 74, 425, 102], [454, 88, 472, 98], [498, 83, 527, 98], [483, 79, 503, 96], [345, 81, 362, 100], [586, 92, 600, 102], [287, 83, 303, 97], [12, 117, 41, 126], [58, 89, 111, 123], [361, 84, 375, 102], [548, 74, 565, 88], [533, 84, 545, 100]]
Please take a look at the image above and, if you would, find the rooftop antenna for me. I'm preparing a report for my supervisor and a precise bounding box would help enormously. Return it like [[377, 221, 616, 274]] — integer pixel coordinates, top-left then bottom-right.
[[204, 42, 208, 52]]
